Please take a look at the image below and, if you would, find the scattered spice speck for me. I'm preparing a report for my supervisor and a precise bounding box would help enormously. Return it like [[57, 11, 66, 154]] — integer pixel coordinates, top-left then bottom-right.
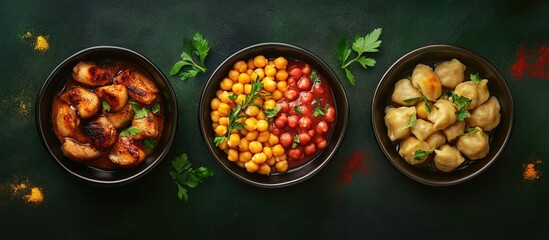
[[338, 149, 376, 184], [25, 187, 44, 203], [2, 179, 44, 205], [34, 35, 49, 51], [523, 160, 542, 181]]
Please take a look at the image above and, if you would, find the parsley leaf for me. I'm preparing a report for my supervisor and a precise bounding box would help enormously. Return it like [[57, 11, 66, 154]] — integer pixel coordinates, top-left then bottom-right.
[[313, 103, 330, 117], [169, 153, 214, 202], [102, 101, 111, 112], [414, 148, 434, 160], [292, 134, 300, 149], [423, 96, 432, 113], [120, 126, 141, 137], [404, 97, 422, 104], [464, 127, 480, 136], [335, 28, 382, 86], [455, 107, 470, 121], [144, 138, 156, 149], [134, 107, 149, 119], [399, 114, 417, 131], [311, 70, 321, 86], [264, 106, 280, 119], [170, 32, 210, 81], [451, 92, 472, 121], [151, 103, 161, 114], [294, 106, 303, 114], [470, 73, 481, 84]]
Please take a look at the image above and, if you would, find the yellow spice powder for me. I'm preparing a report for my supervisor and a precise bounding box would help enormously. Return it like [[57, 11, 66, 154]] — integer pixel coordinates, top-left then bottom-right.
[[34, 35, 49, 51], [25, 187, 44, 203], [523, 163, 540, 181]]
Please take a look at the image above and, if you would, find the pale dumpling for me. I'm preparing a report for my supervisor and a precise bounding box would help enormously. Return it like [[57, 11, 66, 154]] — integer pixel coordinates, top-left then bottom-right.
[[434, 59, 466, 89], [412, 64, 442, 101], [427, 99, 457, 131], [391, 79, 423, 106], [384, 107, 416, 142], [398, 136, 431, 165], [434, 145, 465, 172], [467, 96, 501, 131], [411, 119, 435, 141], [456, 127, 489, 160], [425, 131, 446, 149], [442, 121, 465, 142], [454, 79, 490, 109]]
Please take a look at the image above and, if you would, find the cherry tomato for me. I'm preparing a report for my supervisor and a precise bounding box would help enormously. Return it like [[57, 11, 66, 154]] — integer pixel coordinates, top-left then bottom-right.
[[280, 133, 292, 147], [287, 115, 299, 128], [302, 65, 311, 75], [287, 77, 297, 88], [313, 85, 324, 95], [298, 132, 311, 145], [304, 143, 317, 155], [307, 129, 316, 138], [271, 127, 281, 136], [277, 101, 289, 113], [297, 77, 312, 91], [315, 136, 327, 150], [288, 67, 303, 79], [288, 148, 303, 160], [299, 116, 312, 130], [274, 113, 287, 128], [284, 89, 299, 101], [316, 120, 328, 134], [300, 92, 314, 104], [325, 106, 336, 122]]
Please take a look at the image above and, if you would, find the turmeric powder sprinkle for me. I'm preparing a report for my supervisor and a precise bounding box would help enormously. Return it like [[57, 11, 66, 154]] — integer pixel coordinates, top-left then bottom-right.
[[523, 163, 540, 181], [34, 35, 49, 51], [25, 187, 44, 203]]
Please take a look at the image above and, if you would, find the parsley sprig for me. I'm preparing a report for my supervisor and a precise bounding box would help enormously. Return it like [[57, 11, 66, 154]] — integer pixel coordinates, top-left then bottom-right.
[[120, 126, 141, 137], [451, 92, 472, 121], [335, 28, 382, 85], [470, 73, 482, 84], [414, 148, 434, 160], [313, 102, 330, 117], [214, 79, 264, 146], [399, 114, 417, 131], [170, 32, 210, 80], [169, 153, 214, 202]]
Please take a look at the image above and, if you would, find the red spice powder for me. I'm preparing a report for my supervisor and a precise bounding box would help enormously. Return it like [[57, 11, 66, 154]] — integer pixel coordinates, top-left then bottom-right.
[[511, 44, 528, 79], [530, 45, 549, 80], [338, 149, 376, 184], [511, 42, 549, 80]]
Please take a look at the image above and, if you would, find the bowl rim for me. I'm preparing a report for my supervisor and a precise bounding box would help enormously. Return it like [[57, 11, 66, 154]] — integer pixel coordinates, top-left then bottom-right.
[[35, 45, 178, 186], [371, 44, 514, 186], [198, 42, 349, 188]]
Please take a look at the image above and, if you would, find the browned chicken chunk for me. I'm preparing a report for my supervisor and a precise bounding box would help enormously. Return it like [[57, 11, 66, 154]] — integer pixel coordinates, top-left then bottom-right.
[[95, 84, 128, 112], [72, 61, 118, 86], [62, 138, 102, 161], [52, 99, 80, 141], [105, 103, 134, 130], [114, 69, 159, 105], [60, 86, 101, 119], [82, 116, 117, 150], [132, 111, 159, 140], [108, 136, 145, 167]]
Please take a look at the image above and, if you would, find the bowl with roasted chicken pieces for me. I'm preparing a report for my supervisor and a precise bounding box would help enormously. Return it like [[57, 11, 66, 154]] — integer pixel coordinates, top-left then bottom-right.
[[372, 45, 513, 186], [36, 46, 177, 185]]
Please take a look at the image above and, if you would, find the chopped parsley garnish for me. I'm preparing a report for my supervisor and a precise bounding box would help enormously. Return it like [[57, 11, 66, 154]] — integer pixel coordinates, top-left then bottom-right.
[[169, 153, 214, 202]]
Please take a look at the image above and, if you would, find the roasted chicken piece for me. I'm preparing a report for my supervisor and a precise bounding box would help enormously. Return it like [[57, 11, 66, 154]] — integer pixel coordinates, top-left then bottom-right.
[[108, 136, 145, 167], [52, 99, 80, 140], [114, 69, 159, 105], [95, 84, 128, 112], [62, 138, 102, 161], [60, 86, 100, 119], [72, 61, 118, 86], [81, 116, 117, 150], [105, 103, 134, 130], [132, 111, 159, 140]]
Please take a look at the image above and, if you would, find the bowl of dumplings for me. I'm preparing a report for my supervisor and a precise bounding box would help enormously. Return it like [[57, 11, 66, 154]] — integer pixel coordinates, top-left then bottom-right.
[[36, 46, 178, 185], [372, 45, 514, 186]]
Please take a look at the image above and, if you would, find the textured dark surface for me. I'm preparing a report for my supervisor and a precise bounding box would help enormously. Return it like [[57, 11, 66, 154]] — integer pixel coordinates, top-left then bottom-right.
[[0, 0, 547, 239]]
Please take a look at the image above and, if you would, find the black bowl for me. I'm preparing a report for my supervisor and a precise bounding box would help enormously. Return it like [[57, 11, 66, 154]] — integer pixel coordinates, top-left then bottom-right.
[[199, 42, 349, 188], [372, 45, 514, 186], [36, 46, 178, 186]]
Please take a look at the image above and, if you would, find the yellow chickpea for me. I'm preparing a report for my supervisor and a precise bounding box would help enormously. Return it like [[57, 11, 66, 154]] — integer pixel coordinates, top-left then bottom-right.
[[234, 94, 246, 105], [227, 149, 239, 162], [234, 60, 248, 73], [252, 152, 267, 164], [212, 123, 219, 129], [276, 81, 288, 92], [272, 90, 284, 101], [245, 105, 260, 117], [232, 83, 244, 95], [249, 141, 263, 153], [235, 161, 245, 168], [416, 101, 430, 119], [211, 98, 221, 110], [275, 154, 287, 162], [273, 144, 285, 157], [264, 99, 277, 110], [262, 78, 277, 92], [228, 70, 240, 81], [217, 102, 231, 117], [218, 117, 229, 126], [263, 146, 273, 159], [257, 131, 270, 143], [247, 58, 255, 69], [244, 84, 252, 95], [238, 73, 251, 84], [268, 134, 279, 146], [245, 161, 259, 172], [211, 111, 220, 122], [256, 120, 269, 132], [246, 68, 254, 77], [239, 138, 250, 152], [275, 69, 288, 81], [252, 98, 263, 106], [256, 111, 266, 120], [266, 157, 276, 166], [245, 131, 258, 141], [244, 118, 257, 131], [214, 125, 227, 137], [274, 57, 288, 70], [220, 78, 234, 91], [275, 160, 288, 172], [219, 91, 233, 104], [218, 139, 228, 151], [258, 163, 271, 175], [265, 65, 277, 77], [254, 68, 265, 80], [239, 151, 252, 162], [216, 89, 223, 98], [227, 133, 241, 148], [267, 60, 275, 66], [253, 55, 267, 68]]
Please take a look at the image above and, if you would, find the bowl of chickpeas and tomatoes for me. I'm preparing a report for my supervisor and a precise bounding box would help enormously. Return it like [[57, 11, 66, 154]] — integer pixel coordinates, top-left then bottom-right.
[[199, 43, 349, 188]]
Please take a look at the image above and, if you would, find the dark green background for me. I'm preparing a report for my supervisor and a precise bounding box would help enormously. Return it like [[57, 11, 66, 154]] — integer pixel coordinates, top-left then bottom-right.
[[1, 0, 547, 239]]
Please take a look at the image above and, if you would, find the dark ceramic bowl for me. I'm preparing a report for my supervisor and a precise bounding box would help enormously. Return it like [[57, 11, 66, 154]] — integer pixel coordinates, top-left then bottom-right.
[[372, 45, 514, 186], [199, 42, 349, 188], [36, 46, 178, 186]]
